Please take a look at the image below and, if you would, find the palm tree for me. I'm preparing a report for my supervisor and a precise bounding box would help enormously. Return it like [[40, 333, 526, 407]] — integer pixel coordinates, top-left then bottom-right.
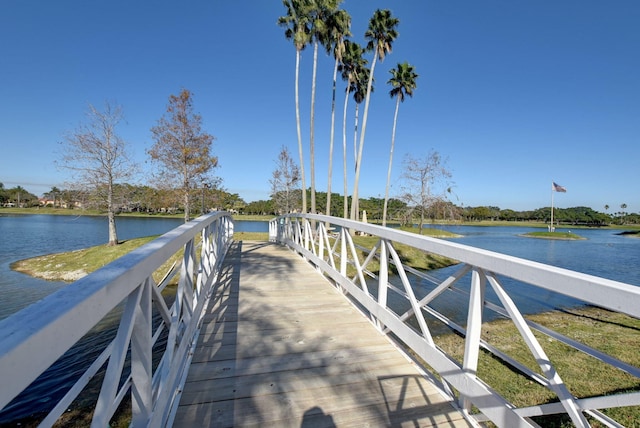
[[278, 0, 311, 213], [49, 186, 61, 207], [349, 65, 371, 219], [382, 62, 418, 226], [307, 0, 340, 215], [351, 9, 399, 221], [338, 40, 367, 218], [323, 7, 351, 218], [621, 203, 628, 224]]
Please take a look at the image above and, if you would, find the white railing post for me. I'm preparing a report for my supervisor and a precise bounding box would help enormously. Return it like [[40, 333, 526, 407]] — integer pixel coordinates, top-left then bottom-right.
[[460, 268, 485, 413], [131, 278, 153, 426], [377, 240, 389, 330], [340, 227, 347, 278], [92, 285, 144, 428], [181, 239, 196, 320]]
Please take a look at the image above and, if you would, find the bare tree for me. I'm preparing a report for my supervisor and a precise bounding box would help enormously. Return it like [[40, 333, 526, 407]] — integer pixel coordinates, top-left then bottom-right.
[[400, 150, 452, 234], [149, 89, 217, 222], [270, 146, 301, 214], [59, 102, 134, 246]]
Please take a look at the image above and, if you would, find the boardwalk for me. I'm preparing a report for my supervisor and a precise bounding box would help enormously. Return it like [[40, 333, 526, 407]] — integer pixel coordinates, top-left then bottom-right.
[[173, 241, 472, 427]]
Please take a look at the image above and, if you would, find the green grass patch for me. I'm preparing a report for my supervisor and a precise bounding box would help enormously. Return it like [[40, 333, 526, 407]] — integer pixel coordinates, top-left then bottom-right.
[[432, 306, 640, 426], [523, 231, 585, 240], [0, 207, 102, 216], [233, 231, 269, 241], [398, 225, 462, 238], [349, 234, 457, 274], [232, 214, 273, 221], [11, 236, 161, 282]]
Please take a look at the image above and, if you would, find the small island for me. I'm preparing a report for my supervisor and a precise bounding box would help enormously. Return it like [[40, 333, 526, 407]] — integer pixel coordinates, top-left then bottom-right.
[[522, 231, 585, 240], [617, 230, 640, 238]]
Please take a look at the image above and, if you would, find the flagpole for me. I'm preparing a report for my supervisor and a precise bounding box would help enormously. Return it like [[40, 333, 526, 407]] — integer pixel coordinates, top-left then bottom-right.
[[550, 181, 554, 232]]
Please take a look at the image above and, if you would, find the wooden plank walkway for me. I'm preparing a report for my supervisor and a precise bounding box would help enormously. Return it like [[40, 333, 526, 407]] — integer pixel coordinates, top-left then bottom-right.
[[173, 241, 473, 427]]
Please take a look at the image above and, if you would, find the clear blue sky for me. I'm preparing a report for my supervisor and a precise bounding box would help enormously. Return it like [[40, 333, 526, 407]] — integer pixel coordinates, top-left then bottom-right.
[[1, 1, 638, 213]]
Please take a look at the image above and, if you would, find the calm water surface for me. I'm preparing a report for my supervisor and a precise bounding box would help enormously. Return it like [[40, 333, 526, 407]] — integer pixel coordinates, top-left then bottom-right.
[[0, 215, 638, 421], [0, 214, 271, 320], [432, 224, 640, 286]]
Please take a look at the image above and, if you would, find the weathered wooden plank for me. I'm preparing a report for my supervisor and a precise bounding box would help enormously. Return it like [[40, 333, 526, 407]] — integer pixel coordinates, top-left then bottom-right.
[[176, 375, 463, 427], [186, 345, 408, 382], [193, 325, 394, 363], [173, 241, 471, 427]]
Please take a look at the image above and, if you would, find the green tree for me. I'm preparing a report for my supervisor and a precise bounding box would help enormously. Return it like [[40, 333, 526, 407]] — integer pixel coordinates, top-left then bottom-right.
[[0, 182, 6, 204], [59, 102, 134, 245], [382, 62, 418, 226], [44, 186, 61, 207], [149, 89, 217, 222], [323, 7, 351, 218], [351, 9, 399, 221], [620, 203, 628, 224], [278, 0, 311, 213]]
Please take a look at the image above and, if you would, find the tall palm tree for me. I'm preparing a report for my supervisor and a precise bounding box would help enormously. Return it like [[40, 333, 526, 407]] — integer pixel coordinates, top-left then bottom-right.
[[278, 0, 311, 213], [323, 8, 351, 218], [382, 62, 418, 226], [338, 40, 367, 218], [351, 9, 399, 221], [307, 0, 340, 215], [350, 66, 371, 219]]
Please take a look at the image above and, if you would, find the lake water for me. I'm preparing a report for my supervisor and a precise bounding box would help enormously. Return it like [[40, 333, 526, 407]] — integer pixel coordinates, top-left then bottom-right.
[[0, 215, 270, 320], [0, 214, 638, 422]]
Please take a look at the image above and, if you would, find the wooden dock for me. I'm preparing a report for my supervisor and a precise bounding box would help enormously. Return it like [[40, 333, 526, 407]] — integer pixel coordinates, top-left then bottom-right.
[[173, 241, 472, 427]]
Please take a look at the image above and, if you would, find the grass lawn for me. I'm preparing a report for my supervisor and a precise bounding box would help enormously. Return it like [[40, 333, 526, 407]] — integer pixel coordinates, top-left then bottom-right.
[[433, 306, 640, 427]]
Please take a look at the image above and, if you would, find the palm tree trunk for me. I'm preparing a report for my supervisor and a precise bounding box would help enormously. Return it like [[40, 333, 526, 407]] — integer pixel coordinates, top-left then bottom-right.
[[342, 80, 351, 219], [351, 103, 360, 219], [383, 96, 401, 226], [326, 57, 339, 217], [310, 41, 318, 215], [295, 49, 307, 213], [351, 53, 378, 221]]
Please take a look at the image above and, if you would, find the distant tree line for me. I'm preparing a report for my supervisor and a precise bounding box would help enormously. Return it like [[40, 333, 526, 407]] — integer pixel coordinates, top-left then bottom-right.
[[461, 205, 640, 225], [4, 182, 244, 215], [0, 183, 39, 207], [243, 190, 639, 226], [2, 180, 637, 226]]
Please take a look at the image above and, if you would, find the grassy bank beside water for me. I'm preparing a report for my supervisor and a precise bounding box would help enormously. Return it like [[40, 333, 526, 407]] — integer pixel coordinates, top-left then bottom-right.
[[11, 226, 457, 282]]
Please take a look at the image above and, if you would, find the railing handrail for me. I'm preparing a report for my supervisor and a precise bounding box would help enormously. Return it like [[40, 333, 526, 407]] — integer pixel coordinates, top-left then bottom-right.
[[0, 211, 234, 427], [270, 213, 640, 428]]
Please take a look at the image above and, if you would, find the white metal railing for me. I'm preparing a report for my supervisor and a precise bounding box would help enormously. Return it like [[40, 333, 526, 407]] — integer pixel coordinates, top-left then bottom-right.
[[0, 211, 233, 427], [270, 213, 640, 428]]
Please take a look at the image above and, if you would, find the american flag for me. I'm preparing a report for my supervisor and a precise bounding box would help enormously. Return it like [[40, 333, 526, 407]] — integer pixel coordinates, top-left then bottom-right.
[[552, 182, 567, 193]]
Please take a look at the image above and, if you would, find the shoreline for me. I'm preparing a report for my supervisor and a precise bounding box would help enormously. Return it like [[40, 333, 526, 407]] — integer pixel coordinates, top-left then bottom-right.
[[3, 208, 640, 230]]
